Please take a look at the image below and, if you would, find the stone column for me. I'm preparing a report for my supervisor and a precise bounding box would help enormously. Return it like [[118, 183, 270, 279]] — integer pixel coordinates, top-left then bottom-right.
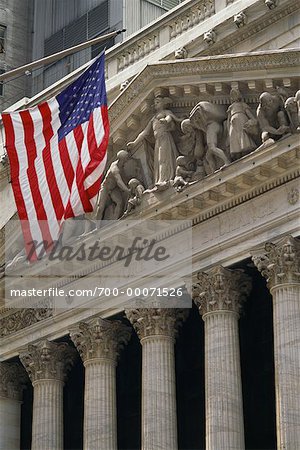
[[0, 362, 27, 450], [252, 235, 300, 450], [19, 340, 77, 450], [126, 308, 188, 450], [193, 266, 251, 450], [70, 317, 131, 450]]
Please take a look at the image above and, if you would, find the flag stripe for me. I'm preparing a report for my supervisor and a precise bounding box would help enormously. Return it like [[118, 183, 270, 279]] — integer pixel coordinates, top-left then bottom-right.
[[2, 52, 109, 261], [1, 114, 37, 259]]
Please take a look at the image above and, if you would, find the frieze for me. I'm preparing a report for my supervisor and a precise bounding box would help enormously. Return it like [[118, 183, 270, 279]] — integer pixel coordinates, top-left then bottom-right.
[[0, 300, 53, 338]]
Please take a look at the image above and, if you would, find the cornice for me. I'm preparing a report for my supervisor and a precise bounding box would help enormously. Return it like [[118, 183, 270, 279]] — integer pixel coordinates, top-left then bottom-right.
[[108, 49, 300, 126]]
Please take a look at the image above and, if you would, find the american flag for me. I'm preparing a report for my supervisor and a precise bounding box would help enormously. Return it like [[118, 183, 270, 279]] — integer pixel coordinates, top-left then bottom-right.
[[2, 52, 109, 260]]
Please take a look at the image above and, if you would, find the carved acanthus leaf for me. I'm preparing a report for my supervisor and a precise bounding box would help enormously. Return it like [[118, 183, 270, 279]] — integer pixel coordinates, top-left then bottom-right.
[[19, 340, 77, 383], [193, 266, 251, 316], [0, 362, 28, 400], [69, 317, 131, 363], [252, 236, 300, 288], [125, 308, 189, 341]]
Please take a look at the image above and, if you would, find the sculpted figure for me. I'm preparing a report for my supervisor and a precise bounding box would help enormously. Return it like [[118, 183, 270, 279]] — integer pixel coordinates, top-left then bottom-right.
[[284, 96, 299, 133], [173, 156, 195, 192], [174, 47, 188, 59], [123, 178, 145, 216], [96, 150, 130, 220], [227, 89, 257, 160], [127, 96, 181, 191], [189, 101, 230, 172], [178, 119, 207, 178], [203, 29, 216, 45], [257, 92, 290, 143]]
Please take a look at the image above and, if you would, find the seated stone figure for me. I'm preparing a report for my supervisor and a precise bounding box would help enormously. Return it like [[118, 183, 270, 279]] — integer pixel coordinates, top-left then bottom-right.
[[256, 92, 290, 143], [123, 178, 145, 216], [173, 156, 195, 192], [189, 101, 230, 173]]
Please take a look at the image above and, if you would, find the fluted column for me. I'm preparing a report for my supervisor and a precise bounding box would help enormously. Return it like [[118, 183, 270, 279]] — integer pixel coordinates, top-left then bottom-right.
[[126, 308, 188, 450], [0, 362, 27, 450], [193, 266, 251, 450], [252, 235, 300, 449], [19, 340, 77, 450], [70, 317, 131, 450]]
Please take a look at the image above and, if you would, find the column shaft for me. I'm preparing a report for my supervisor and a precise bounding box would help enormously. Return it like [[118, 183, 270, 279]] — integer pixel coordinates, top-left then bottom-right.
[[31, 379, 64, 450], [0, 397, 22, 450], [204, 311, 244, 450], [84, 359, 117, 450], [252, 235, 300, 448], [272, 284, 300, 449], [69, 318, 131, 450], [142, 336, 177, 450]]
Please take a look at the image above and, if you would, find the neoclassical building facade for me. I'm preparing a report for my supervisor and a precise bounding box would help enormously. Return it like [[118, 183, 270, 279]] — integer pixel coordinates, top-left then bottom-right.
[[0, 1, 299, 449]]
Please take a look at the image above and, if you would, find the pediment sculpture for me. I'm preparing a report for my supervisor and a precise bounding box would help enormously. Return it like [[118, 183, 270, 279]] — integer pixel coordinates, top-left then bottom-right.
[[100, 87, 298, 220]]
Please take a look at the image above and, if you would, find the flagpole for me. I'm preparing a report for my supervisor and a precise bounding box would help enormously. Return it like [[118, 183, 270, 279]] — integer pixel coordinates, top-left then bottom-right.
[[0, 29, 126, 82]]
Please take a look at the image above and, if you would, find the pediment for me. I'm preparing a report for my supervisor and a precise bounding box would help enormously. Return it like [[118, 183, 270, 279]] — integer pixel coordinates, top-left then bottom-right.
[[108, 48, 300, 157]]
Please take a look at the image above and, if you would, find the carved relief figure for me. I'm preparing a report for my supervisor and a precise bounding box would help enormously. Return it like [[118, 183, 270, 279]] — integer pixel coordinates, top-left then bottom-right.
[[227, 88, 257, 160], [284, 96, 299, 133], [178, 119, 207, 178], [189, 101, 230, 172], [96, 150, 130, 220], [127, 96, 181, 191], [173, 156, 195, 192], [123, 178, 145, 216], [256, 92, 290, 143]]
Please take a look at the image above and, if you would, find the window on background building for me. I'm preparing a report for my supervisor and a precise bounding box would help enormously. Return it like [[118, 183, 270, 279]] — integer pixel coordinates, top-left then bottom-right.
[[44, 1, 109, 57], [0, 25, 6, 54]]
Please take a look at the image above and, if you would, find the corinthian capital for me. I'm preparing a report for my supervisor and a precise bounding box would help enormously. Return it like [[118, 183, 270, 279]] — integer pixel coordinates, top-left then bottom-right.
[[125, 308, 188, 341], [69, 317, 131, 363], [0, 362, 27, 400], [19, 340, 77, 383], [252, 236, 300, 288], [193, 266, 251, 317]]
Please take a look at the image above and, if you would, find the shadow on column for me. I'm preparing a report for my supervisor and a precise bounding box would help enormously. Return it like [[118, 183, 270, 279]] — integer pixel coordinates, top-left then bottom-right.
[[20, 377, 33, 450], [117, 318, 142, 450], [63, 350, 84, 450], [236, 259, 277, 450], [176, 304, 205, 450]]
